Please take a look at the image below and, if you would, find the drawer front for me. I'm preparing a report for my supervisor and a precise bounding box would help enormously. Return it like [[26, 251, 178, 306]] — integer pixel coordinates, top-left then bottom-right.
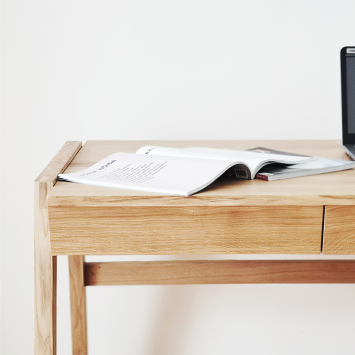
[[49, 206, 323, 255], [323, 206, 355, 255]]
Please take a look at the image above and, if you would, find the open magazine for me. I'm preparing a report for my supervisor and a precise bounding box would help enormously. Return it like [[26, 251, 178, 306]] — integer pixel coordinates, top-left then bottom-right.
[[58, 147, 312, 196]]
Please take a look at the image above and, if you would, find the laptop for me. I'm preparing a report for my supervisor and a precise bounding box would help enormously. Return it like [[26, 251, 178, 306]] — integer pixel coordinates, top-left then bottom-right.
[[341, 47, 355, 160]]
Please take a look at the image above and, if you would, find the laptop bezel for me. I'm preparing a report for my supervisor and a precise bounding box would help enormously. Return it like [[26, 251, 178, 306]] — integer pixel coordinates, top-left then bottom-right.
[[341, 47, 355, 145]]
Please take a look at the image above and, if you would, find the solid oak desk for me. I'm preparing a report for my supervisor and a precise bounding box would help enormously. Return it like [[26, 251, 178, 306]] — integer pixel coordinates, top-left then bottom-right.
[[35, 140, 355, 355]]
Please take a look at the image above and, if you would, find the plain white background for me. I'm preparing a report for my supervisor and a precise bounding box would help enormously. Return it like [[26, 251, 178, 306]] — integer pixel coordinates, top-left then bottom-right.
[[2, 0, 355, 354]]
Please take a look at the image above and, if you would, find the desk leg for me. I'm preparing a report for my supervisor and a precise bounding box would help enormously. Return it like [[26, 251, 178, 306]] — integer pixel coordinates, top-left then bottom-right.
[[34, 204, 57, 355], [69, 256, 88, 355], [34, 141, 82, 355]]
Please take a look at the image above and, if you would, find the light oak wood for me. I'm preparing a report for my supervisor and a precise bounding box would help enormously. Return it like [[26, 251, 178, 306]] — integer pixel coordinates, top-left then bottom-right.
[[34, 141, 82, 355], [49, 206, 323, 255], [48, 140, 355, 207], [49, 140, 355, 255], [84, 260, 355, 285], [323, 206, 355, 254], [69, 256, 88, 355], [36, 141, 82, 208], [36, 140, 355, 354]]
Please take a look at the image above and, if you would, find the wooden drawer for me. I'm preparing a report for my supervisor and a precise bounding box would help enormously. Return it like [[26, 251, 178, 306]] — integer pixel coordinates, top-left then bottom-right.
[[48, 206, 323, 255], [323, 206, 355, 255]]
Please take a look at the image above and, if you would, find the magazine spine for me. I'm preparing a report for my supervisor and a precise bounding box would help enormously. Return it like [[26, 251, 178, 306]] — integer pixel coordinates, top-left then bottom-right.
[[255, 173, 269, 181]]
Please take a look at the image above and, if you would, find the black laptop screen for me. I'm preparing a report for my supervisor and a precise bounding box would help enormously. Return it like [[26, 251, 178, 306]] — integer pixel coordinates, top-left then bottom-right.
[[346, 55, 355, 133]]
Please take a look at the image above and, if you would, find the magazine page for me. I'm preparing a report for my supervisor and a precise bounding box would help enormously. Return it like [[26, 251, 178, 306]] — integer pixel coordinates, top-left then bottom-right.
[[136, 146, 313, 178], [58, 152, 236, 197]]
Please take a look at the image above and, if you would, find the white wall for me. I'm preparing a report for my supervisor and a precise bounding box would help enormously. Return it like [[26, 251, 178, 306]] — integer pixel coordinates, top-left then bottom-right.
[[2, 1, 355, 354]]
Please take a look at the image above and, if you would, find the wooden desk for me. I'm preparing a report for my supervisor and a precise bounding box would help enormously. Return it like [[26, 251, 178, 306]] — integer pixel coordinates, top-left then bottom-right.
[[34, 140, 355, 355]]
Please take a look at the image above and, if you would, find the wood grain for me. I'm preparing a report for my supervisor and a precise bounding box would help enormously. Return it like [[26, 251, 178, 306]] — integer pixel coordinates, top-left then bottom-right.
[[48, 140, 355, 207], [323, 206, 355, 255], [84, 260, 355, 285], [39, 140, 355, 355], [36, 141, 82, 208], [69, 256, 88, 355], [49, 206, 323, 255], [34, 141, 82, 355]]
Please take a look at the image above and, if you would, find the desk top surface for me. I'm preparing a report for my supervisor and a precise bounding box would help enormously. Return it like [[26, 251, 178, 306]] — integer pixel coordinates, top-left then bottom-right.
[[48, 140, 355, 207]]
